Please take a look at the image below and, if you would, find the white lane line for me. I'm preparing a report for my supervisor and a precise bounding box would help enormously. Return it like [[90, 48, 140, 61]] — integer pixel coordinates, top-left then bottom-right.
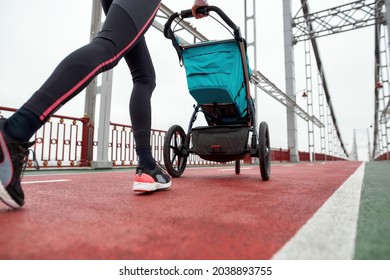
[[23, 179, 71, 184], [272, 162, 365, 260]]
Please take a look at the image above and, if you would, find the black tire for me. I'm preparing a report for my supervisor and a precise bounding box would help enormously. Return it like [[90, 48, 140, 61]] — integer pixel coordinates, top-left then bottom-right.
[[235, 160, 240, 175], [163, 125, 187, 177], [258, 121, 271, 181]]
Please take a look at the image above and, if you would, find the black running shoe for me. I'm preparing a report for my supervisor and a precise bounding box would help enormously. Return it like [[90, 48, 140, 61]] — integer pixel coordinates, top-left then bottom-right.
[[0, 118, 34, 208], [133, 163, 171, 192]]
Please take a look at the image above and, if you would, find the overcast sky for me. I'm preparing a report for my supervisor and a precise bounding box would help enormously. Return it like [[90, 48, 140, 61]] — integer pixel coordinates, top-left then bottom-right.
[[0, 0, 375, 160]]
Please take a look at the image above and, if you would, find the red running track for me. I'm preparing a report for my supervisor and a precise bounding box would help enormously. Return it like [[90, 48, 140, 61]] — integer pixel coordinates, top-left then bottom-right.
[[0, 161, 361, 260]]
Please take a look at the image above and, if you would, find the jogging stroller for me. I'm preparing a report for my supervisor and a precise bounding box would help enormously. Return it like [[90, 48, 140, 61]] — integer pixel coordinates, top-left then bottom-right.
[[163, 6, 270, 181]]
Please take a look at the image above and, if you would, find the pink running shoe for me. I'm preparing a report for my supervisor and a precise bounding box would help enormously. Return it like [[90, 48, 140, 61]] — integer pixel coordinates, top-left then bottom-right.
[[133, 164, 171, 192]]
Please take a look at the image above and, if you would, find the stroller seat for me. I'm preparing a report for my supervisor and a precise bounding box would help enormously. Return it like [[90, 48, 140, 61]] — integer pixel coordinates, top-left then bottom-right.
[[182, 39, 252, 125]]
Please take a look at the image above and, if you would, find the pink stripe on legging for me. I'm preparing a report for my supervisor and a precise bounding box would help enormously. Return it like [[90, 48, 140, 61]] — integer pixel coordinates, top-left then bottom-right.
[[40, 3, 160, 121]]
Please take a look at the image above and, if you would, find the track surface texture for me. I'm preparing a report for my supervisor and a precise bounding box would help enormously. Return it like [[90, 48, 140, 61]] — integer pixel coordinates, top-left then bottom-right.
[[0, 161, 373, 260]]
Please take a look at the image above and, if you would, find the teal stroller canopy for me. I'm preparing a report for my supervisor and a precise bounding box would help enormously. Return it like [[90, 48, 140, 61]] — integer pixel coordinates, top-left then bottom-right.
[[182, 40, 251, 118]]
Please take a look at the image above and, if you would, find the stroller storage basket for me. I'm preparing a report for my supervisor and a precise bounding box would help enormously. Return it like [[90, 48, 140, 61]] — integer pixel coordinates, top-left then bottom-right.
[[191, 125, 250, 162], [182, 40, 248, 118]]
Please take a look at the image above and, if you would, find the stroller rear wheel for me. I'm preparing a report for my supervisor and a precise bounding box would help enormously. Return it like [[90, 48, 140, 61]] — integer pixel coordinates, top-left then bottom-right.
[[163, 125, 188, 177], [258, 121, 271, 181]]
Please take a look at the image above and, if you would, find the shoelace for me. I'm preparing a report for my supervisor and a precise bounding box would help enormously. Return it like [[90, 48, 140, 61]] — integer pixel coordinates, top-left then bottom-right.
[[156, 161, 170, 177], [18, 147, 40, 181], [136, 162, 170, 178]]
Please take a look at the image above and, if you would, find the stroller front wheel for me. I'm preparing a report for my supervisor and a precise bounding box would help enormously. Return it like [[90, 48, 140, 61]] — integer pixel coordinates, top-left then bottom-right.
[[235, 160, 240, 175], [163, 125, 188, 177]]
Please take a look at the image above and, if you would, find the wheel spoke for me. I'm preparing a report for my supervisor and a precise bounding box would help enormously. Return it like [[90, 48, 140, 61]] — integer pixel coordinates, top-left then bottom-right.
[[170, 145, 179, 152]]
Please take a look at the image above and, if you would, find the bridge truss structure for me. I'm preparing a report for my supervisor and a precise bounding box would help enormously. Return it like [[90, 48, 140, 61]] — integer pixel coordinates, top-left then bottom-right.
[[85, 0, 390, 166], [291, 0, 389, 161]]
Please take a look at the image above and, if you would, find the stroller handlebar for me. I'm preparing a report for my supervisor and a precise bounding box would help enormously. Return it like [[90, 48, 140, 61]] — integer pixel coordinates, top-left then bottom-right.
[[164, 6, 242, 41]]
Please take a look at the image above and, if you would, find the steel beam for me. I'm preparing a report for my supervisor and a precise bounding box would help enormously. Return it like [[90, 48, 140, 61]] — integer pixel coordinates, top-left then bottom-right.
[[293, 0, 384, 43], [283, 0, 300, 163], [85, 0, 114, 169], [251, 70, 324, 128]]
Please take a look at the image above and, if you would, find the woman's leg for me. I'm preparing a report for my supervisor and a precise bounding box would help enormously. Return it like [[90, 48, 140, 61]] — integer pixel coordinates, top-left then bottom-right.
[[124, 37, 157, 170], [102, 0, 158, 170]]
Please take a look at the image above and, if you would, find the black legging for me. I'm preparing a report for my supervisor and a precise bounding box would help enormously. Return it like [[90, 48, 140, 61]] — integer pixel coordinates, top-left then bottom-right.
[[10, 0, 160, 153]]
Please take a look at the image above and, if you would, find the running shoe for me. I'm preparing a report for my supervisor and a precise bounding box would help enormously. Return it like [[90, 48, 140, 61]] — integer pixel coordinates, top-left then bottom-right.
[[0, 118, 34, 208], [133, 163, 171, 192]]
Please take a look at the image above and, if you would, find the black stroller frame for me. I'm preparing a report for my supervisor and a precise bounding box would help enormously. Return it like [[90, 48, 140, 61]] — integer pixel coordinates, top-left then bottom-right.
[[163, 6, 271, 181]]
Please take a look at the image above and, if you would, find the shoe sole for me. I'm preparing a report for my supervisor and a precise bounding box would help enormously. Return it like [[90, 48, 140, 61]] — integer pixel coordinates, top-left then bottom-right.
[[0, 183, 21, 209], [133, 181, 172, 192]]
